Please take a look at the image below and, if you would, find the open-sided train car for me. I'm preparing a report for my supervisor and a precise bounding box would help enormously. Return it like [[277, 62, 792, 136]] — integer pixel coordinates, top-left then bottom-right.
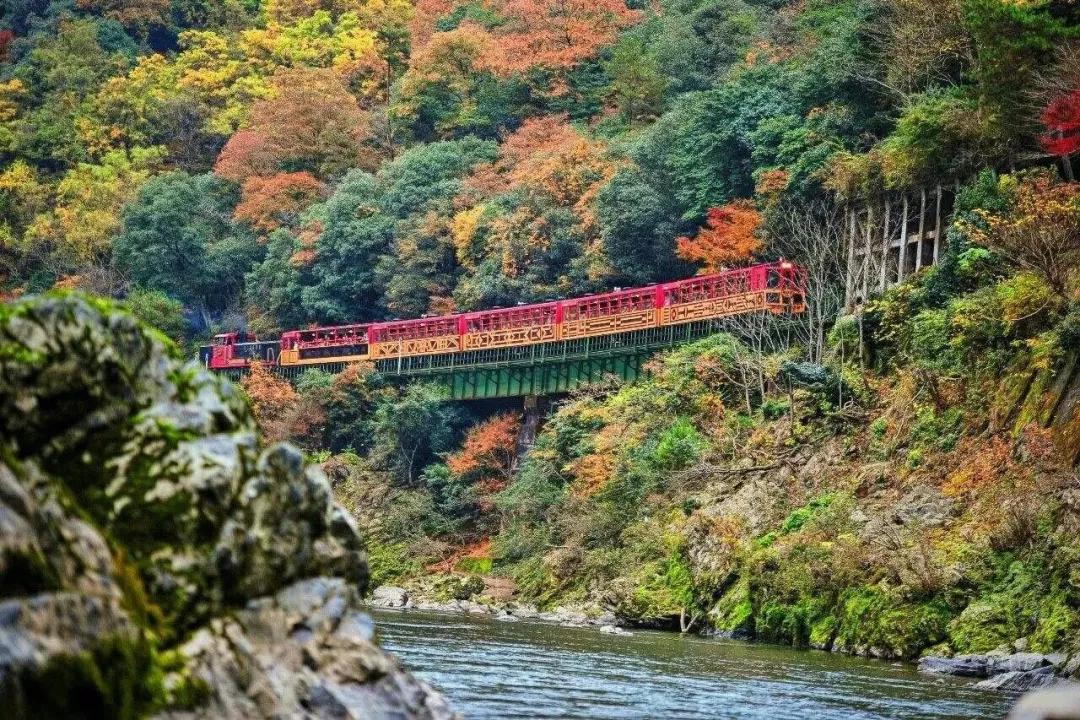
[[201, 261, 806, 371]]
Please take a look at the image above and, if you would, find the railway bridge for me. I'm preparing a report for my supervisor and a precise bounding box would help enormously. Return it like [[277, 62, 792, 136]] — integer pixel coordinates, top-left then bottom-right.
[[208, 262, 807, 400]]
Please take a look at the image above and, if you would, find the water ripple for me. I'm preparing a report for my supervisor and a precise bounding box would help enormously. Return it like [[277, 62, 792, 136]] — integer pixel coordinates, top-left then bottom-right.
[[373, 610, 1010, 720]]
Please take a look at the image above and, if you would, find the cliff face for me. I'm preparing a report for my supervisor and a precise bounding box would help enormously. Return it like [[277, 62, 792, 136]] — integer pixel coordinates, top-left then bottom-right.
[[0, 295, 455, 719]]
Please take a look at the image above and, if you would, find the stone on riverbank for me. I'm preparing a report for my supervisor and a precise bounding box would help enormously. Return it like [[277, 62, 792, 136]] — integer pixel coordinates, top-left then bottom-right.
[[919, 650, 1076, 694], [0, 295, 455, 719], [919, 655, 991, 677], [371, 586, 411, 608], [975, 667, 1059, 692]]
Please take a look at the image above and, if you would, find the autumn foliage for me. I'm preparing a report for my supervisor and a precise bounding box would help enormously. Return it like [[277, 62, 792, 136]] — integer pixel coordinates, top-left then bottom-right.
[[234, 171, 326, 233], [676, 201, 763, 273], [943, 425, 1068, 546], [215, 68, 376, 184], [1040, 89, 1080, 158], [241, 362, 325, 446], [489, 0, 641, 74], [446, 412, 521, 488], [970, 170, 1080, 296]]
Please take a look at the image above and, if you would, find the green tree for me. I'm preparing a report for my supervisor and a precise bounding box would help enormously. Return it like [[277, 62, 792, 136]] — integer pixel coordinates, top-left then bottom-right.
[[302, 170, 394, 323], [114, 172, 260, 321], [372, 382, 469, 485], [10, 18, 123, 169], [245, 227, 314, 332], [595, 167, 686, 285], [604, 37, 666, 126], [123, 287, 187, 342], [962, 0, 1076, 159]]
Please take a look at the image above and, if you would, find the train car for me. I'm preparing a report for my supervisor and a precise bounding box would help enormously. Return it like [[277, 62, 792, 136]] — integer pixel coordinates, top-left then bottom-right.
[[559, 285, 662, 340], [460, 302, 561, 351], [201, 331, 279, 370], [368, 314, 462, 359], [278, 323, 372, 365]]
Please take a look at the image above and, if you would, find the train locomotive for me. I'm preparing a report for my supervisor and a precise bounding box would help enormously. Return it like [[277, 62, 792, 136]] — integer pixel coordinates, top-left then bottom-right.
[[200, 261, 807, 372]]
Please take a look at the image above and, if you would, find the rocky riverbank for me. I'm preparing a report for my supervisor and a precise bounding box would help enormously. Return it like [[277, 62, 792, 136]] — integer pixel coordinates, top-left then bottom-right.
[[0, 295, 455, 719], [370, 581, 1080, 696], [919, 651, 1079, 692], [368, 585, 626, 632]]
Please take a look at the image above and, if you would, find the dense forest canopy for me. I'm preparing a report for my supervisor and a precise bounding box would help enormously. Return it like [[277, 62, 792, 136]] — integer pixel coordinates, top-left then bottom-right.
[[0, 0, 1076, 335]]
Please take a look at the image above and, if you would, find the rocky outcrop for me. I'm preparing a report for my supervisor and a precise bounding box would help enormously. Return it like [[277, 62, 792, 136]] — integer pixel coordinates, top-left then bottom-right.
[[0, 295, 455, 719], [371, 586, 410, 608], [919, 651, 1075, 693]]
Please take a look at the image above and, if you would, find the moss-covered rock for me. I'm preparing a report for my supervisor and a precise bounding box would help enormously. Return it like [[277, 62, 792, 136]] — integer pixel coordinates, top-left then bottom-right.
[[0, 295, 455, 719]]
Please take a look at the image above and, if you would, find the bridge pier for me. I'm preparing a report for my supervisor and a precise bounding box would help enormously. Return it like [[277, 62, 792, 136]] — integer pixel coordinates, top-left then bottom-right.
[[514, 395, 544, 469]]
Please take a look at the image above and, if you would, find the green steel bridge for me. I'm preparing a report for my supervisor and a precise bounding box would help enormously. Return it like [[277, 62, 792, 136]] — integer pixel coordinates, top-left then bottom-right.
[[218, 318, 756, 400]]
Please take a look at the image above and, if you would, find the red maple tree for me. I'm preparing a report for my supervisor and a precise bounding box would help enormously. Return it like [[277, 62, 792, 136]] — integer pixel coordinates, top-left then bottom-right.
[[1040, 89, 1080, 158], [447, 412, 521, 487], [675, 201, 763, 273]]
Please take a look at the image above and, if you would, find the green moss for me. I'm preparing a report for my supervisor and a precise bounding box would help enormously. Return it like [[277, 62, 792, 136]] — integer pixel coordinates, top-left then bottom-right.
[[834, 587, 952, 658], [3, 633, 162, 720], [365, 538, 422, 588], [1029, 592, 1078, 653], [753, 595, 834, 648], [949, 600, 1018, 652], [711, 578, 753, 634], [456, 556, 493, 574], [809, 615, 838, 649]]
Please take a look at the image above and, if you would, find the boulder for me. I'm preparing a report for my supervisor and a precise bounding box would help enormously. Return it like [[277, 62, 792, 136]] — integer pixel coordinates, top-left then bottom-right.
[[918, 654, 990, 677], [162, 578, 454, 719], [988, 653, 1060, 675], [975, 666, 1059, 692], [370, 586, 410, 609], [0, 295, 456, 719]]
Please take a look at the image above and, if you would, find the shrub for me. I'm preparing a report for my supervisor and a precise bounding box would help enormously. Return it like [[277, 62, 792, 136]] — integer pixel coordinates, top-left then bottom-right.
[[650, 417, 707, 472], [124, 288, 187, 343], [908, 309, 960, 374]]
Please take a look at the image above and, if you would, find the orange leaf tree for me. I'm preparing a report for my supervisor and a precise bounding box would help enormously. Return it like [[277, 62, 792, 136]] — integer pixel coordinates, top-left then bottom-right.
[[241, 362, 325, 446], [215, 67, 375, 183], [233, 171, 326, 233], [446, 412, 522, 489], [675, 200, 762, 273], [489, 0, 641, 74], [969, 170, 1080, 297]]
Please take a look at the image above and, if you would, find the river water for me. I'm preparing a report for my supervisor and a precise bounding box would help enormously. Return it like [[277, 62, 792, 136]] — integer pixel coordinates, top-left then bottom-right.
[[372, 609, 1012, 720]]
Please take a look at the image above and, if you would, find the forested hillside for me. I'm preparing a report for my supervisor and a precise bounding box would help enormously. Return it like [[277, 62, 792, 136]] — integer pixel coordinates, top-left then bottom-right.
[[5, 0, 1080, 667], [2, 0, 1076, 325]]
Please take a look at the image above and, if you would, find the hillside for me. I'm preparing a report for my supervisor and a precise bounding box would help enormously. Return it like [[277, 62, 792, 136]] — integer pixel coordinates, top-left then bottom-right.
[[330, 225, 1080, 661], [2, 0, 1077, 323]]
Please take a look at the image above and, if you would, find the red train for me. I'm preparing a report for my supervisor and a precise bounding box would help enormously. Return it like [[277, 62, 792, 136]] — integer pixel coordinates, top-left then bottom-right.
[[200, 261, 807, 370]]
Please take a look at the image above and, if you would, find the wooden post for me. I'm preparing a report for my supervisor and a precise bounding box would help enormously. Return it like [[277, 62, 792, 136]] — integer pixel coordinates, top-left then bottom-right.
[[898, 194, 908, 283], [933, 184, 943, 265], [915, 188, 926, 272], [861, 205, 873, 306], [845, 205, 856, 311], [879, 197, 891, 292]]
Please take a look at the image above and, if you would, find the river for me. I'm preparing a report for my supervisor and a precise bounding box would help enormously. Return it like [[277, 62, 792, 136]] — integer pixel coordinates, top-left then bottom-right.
[[372, 609, 1012, 720]]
